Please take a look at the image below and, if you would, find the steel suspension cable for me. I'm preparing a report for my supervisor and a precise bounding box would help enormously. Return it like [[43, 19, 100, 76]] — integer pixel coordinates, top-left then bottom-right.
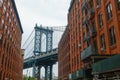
[[24, 37, 34, 50], [25, 46, 34, 59], [22, 29, 34, 48]]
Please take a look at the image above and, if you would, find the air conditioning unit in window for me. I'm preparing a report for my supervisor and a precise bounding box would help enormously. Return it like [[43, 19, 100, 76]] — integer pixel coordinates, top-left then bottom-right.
[[97, 5, 100, 9], [78, 43, 82, 47], [101, 47, 105, 51], [0, 0, 3, 7]]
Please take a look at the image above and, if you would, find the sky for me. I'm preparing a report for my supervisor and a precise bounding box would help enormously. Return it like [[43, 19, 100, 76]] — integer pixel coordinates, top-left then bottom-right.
[[15, 0, 71, 77]]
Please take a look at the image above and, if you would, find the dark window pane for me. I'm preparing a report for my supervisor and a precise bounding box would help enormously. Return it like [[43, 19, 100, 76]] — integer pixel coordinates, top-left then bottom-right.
[[99, 13, 103, 28], [117, 0, 120, 10], [101, 34, 106, 50], [109, 26, 116, 45], [106, 3, 112, 20], [97, 0, 101, 7]]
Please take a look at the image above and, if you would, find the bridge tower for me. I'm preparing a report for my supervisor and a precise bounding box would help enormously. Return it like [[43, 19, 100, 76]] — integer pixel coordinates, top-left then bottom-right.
[[33, 24, 53, 80], [34, 24, 53, 55]]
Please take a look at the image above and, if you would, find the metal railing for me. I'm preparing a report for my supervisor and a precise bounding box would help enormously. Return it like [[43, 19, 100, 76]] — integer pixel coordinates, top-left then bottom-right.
[[92, 54, 120, 74], [89, 7, 95, 19], [81, 45, 98, 60]]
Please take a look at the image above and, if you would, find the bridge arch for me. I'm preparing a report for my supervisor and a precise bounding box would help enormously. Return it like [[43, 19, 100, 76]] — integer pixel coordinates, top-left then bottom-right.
[[41, 33, 46, 52], [34, 24, 53, 56]]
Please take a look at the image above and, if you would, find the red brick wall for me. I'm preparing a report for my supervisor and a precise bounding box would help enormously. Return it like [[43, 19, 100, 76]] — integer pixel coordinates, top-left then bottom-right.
[[94, 0, 120, 55], [68, 0, 120, 74], [69, 0, 83, 73], [58, 26, 70, 80], [0, 0, 23, 80]]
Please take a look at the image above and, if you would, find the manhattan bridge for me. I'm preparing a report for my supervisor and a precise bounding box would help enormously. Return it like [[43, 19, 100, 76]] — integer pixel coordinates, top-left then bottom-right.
[[23, 24, 65, 80]]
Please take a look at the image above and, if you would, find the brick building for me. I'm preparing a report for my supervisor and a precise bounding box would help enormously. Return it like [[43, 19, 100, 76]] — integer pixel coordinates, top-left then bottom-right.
[[58, 26, 70, 80], [0, 0, 23, 80], [68, 0, 120, 79]]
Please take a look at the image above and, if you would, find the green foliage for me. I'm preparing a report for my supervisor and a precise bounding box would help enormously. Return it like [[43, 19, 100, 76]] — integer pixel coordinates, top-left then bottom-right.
[[23, 76, 28, 80], [23, 76, 35, 80], [28, 77, 35, 80]]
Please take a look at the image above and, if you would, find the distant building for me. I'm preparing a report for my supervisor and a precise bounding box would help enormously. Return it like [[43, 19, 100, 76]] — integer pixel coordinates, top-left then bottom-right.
[[58, 26, 70, 80], [0, 0, 23, 80], [67, 0, 120, 80]]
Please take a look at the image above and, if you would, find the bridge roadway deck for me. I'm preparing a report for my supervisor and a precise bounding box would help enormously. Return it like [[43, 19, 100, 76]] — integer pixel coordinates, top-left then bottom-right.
[[23, 48, 58, 69]]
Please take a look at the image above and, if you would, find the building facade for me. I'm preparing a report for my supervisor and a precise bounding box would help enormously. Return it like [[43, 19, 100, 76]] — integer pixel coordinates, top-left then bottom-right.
[[0, 0, 23, 80], [58, 26, 70, 80], [68, 0, 120, 79]]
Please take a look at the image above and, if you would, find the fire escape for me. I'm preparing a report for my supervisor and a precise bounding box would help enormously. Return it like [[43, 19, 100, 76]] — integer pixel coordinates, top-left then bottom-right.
[[81, 0, 97, 65], [80, 0, 98, 79]]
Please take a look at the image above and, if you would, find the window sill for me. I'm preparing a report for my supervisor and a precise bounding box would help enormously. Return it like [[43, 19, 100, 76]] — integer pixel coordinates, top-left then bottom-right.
[[110, 44, 116, 49], [101, 48, 106, 52], [107, 18, 113, 23], [117, 10, 120, 14], [101, 50, 106, 52], [96, 5, 101, 10], [100, 26, 104, 31]]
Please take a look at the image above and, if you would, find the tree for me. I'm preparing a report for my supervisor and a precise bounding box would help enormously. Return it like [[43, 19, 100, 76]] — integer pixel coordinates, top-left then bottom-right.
[[23, 75, 28, 80], [28, 77, 35, 80], [23, 75, 35, 80]]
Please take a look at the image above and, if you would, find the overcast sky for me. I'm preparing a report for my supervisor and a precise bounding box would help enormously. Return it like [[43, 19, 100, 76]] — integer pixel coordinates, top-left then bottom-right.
[[15, 0, 71, 43], [15, 0, 71, 77]]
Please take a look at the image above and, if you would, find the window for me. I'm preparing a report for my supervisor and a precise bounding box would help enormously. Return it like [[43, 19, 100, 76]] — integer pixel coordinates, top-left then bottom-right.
[[117, 0, 120, 10], [99, 13, 103, 28], [97, 0, 101, 8], [79, 38, 82, 47], [3, 6, 6, 15], [83, 32, 86, 42], [85, 8, 88, 15], [1, 54, 4, 65], [0, 33, 2, 47], [87, 40, 90, 46], [93, 40, 98, 53], [5, 25, 7, 30], [8, 1, 10, 8], [0, 19, 4, 29], [0, 0, 3, 7], [78, 10, 80, 18], [9, 18, 11, 23], [101, 34, 106, 51], [92, 22, 97, 35], [109, 26, 116, 46], [90, 0, 93, 8], [106, 3, 112, 20], [10, 8, 12, 12], [6, 12, 9, 19]]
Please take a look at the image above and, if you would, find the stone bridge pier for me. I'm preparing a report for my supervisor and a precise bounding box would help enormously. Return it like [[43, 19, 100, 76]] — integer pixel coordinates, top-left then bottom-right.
[[33, 64, 54, 80]]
